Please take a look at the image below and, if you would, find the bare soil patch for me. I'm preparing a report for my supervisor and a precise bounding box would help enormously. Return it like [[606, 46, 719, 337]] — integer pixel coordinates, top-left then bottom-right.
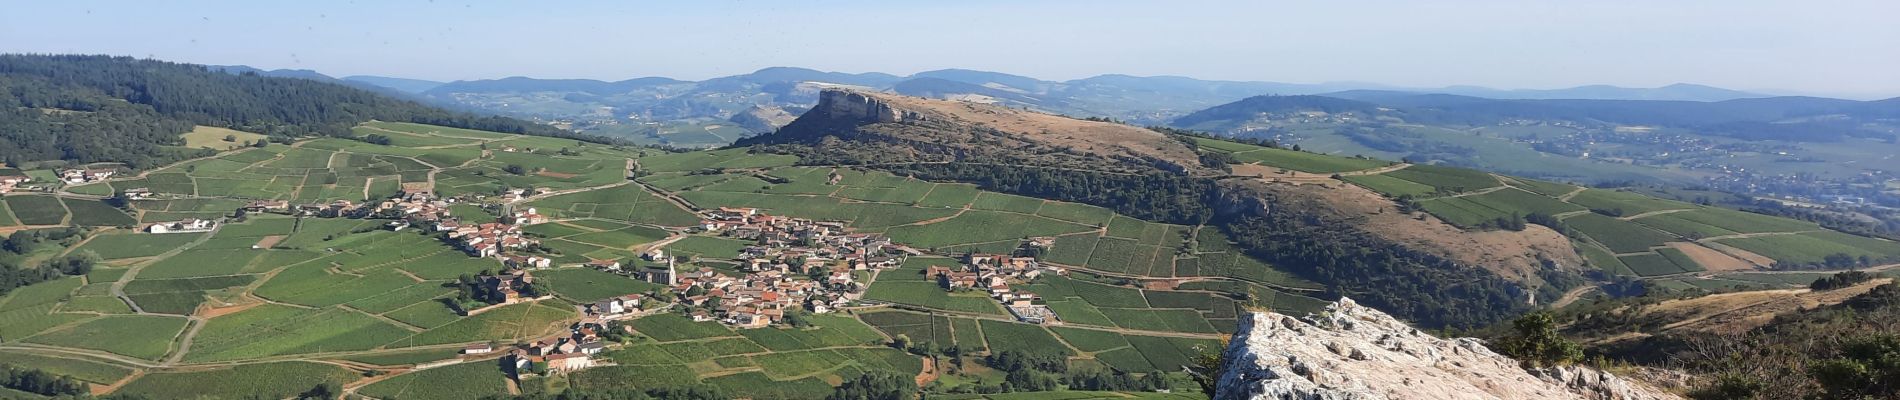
[[1700, 241, 1777, 267], [196, 295, 264, 318], [252, 235, 285, 249], [1664, 242, 1756, 271], [1641, 279, 1891, 336]]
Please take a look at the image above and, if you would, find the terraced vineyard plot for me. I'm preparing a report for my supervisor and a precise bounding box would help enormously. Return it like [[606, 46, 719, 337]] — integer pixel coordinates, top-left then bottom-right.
[[70, 232, 207, 259], [1035, 201, 1116, 226], [630, 313, 740, 341], [1193, 138, 1389, 173], [916, 183, 981, 208], [137, 249, 267, 278], [25, 315, 188, 360], [864, 281, 1007, 315], [358, 361, 510, 400], [1341, 174, 1436, 197], [1564, 213, 1678, 253], [1507, 178, 1580, 197], [971, 192, 1046, 214], [118, 362, 359, 400], [1617, 253, 1697, 277], [1567, 189, 1696, 216], [539, 267, 662, 302], [529, 184, 701, 226], [885, 210, 1094, 248], [1632, 212, 1740, 239], [979, 320, 1074, 356], [861, 310, 954, 346], [1044, 299, 1117, 326], [0, 351, 135, 384], [5, 195, 68, 225], [389, 302, 571, 347], [1580, 243, 1634, 276], [661, 235, 750, 258], [1382, 164, 1500, 193], [1717, 232, 1900, 266], [61, 198, 138, 226], [637, 148, 797, 173], [565, 225, 670, 248], [1663, 207, 1820, 234], [185, 304, 415, 361]]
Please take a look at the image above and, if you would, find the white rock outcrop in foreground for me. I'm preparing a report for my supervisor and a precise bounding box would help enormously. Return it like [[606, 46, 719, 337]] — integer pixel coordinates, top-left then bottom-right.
[[1215, 298, 1678, 400]]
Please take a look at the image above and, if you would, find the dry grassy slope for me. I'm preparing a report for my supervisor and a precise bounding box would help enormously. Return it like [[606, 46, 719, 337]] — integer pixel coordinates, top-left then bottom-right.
[[759, 89, 1212, 174], [1227, 178, 1582, 284], [1609, 278, 1893, 339], [765, 89, 1582, 288]]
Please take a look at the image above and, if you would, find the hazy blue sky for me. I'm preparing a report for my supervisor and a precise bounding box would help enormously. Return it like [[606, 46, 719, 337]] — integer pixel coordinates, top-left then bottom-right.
[[6, 0, 1898, 98]]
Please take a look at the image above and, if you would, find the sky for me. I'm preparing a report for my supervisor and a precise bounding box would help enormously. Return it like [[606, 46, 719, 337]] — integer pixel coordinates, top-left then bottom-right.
[[5, 0, 1899, 99]]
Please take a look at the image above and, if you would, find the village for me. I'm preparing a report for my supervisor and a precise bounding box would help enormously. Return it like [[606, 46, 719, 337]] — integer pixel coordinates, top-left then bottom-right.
[[102, 171, 1082, 376]]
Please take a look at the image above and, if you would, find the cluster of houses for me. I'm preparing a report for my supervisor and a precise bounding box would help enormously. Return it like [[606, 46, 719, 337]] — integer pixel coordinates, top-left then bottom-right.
[[675, 266, 856, 328], [448, 221, 538, 258], [147, 218, 216, 234], [0, 174, 30, 194], [702, 207, 915, 272], [58, 168, 114, 184], [475, 321, 617, 374], [925, 251, 1063, 324]]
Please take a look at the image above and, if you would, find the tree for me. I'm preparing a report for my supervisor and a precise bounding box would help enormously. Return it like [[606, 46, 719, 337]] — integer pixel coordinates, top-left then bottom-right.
[[1808, 334, 1900, 399], [1493, 313, 1583, 368], [222, 134, 237, 142], [827, 371, 915, 400], [891, 334, 911, 351], [505, 164, 529, 175]]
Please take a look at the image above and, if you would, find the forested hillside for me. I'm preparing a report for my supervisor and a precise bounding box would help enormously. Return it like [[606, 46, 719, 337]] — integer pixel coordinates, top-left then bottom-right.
[[0, 54, 599, 168]]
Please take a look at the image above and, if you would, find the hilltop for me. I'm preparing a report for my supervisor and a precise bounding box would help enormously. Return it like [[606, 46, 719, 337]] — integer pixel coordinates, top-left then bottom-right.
[[740, 89, 1603, 329]]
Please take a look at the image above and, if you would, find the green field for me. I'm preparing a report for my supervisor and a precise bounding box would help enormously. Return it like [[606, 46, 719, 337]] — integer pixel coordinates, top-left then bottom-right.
[[1564, 213, 1679, 253], [118, 361, 359, 400], [25, 315, 188, 360], [358, 361, 510, 400], [1194, 138, 1389, 173], [5, 195, 68, 225]]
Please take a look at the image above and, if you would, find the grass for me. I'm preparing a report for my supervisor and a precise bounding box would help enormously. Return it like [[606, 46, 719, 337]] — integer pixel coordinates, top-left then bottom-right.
[[181, 126, 268, 150], [118, 361, 359, 400], [25, 315, 188, 360]]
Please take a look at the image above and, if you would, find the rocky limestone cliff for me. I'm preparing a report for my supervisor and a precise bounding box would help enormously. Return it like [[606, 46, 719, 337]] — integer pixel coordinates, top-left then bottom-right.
[[1216, 298, 1677, 400]]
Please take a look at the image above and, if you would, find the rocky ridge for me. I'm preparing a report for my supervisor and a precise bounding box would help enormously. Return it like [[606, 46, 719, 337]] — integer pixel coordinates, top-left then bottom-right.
[[1216, 298, 1677, 400]]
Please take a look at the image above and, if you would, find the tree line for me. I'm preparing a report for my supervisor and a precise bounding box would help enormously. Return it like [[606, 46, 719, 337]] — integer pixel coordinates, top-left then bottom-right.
[[0, 54, 622, 169]]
